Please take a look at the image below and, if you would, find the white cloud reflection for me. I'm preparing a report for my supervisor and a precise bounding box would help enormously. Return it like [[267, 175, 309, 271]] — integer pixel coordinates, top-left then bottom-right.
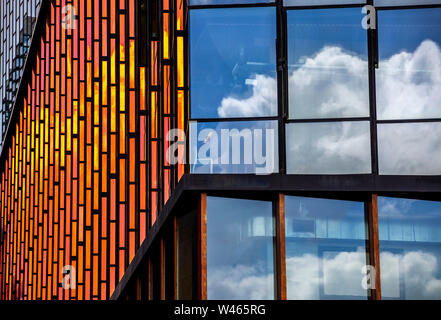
[[207, 264, 274, 300], [216, 40, 441, 175], [207, 249, 441, 300]]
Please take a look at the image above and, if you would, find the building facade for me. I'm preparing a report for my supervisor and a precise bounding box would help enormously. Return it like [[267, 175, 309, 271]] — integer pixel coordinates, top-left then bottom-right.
[[1, 0, 441, 300]]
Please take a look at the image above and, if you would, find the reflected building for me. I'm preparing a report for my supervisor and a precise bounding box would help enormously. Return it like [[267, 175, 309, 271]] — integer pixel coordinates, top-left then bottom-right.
[[0, 0, 441, 300]]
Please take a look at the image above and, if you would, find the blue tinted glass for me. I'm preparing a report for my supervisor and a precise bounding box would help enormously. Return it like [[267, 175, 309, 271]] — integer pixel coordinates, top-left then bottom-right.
[[376, 8, 441, 120], [375, 0, 441, 5], [190, 120, 278, 174], [286, 121, 371, 174], [285, 196, 368, 299], [190, 0, 273, 4], [378, 197, 441, 299], [377, 122, 441, 175], [287, 8, 369, 119], [285, 0, 365, 5], [190, 7, 277, 118], [207, 197, 274, 299]]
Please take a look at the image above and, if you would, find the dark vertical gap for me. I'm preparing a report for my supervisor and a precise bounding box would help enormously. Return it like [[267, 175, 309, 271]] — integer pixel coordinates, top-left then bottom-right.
[[368, 0, 379, 175], [277, 0, 286, 175]]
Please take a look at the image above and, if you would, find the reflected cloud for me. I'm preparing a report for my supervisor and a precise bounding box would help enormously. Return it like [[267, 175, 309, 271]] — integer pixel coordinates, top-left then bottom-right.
[[286, 249, 367, 299], [378, 122, 441, 175], [208, 264, 274, 300], [289, 46, 369, 118], [215, 40, 441, 174], [207, 249, 441, 300], [381, 250, 441, 299], [217, 74, 277, 118], [286, 121, 371, 174], [377, 40, 441, 120], [285, 249, 441, 300], [216, 40, 441, 120]]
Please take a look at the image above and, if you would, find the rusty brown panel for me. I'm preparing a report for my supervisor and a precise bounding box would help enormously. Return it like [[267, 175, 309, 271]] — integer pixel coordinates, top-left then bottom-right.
[[197, 192, 207, 300]]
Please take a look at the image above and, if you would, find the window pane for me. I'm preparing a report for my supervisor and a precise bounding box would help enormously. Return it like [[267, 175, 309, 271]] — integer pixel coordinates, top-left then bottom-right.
[[190, 0, 274, 4], [190, 120, 279, 174], [207, 197, 275, 299], [286, 121, 371, 174], [285, 0, 365, 5], [287, 8, 369, 119], [190, 7, 277, 118], [375, 0, 441, 6], [376, 8, 441, 120], [378, 197, 441, 299], [377, 122, 441, 175], [285, 196, 368, 299]]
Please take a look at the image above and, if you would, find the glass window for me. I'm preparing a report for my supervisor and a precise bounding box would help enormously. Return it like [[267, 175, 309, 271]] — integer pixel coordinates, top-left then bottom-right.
[[207, 196, 275, 299], [378, 197, 441, 299], [287, 8, 369, 119], [285, 196, 369, 299], [375, 0, 441, 6], [377, 122, 441, 175], [285, 0, 366, 5], [190, 0, 274, 4], [190, 7, 277, 118], [190, 120, 279, 174], [376, 8, 441, 120], [286, 121, 371, 174]]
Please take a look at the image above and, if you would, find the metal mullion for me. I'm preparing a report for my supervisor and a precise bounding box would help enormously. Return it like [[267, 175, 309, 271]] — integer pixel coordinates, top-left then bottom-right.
[[277, 0, 286, 175], [367, 0, 379, 176], [285, 117, 370, 123], [283, 3, 366, 10], [376, 4, 441, 10], [197, 192, 206, 300], [377, 118, 441, 124], [366, 193, 381, 300], [274, 192, 286, 300], [190, 116, 279, 123], [188, 3, 276, 10]]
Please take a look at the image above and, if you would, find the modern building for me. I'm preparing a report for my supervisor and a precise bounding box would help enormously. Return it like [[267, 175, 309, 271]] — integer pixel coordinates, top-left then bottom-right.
[[0, 0, 441, 300]]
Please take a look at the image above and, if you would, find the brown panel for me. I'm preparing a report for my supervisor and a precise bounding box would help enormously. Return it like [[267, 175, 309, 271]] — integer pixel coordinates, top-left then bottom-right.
[[197, 192, 207, 300], [368, 194, 382, 300], [275, 193, 287, 300]]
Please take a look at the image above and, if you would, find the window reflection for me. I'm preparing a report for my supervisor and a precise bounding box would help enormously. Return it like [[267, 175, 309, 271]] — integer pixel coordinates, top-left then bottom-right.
[[286, 121, 371, 174], [376, 8, 441, 120], [207, 197, 275, 300], [284, 0, 365, 5], [378, 197, 441, 300], [285, 196, 369, 300], [190, 0, 273, 4], [190, 120, 279, 174], [190, 7, 277, 118], [287, 8, 369, 119], [375, 0, 441, 6], [377, 122, 441, 175]]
